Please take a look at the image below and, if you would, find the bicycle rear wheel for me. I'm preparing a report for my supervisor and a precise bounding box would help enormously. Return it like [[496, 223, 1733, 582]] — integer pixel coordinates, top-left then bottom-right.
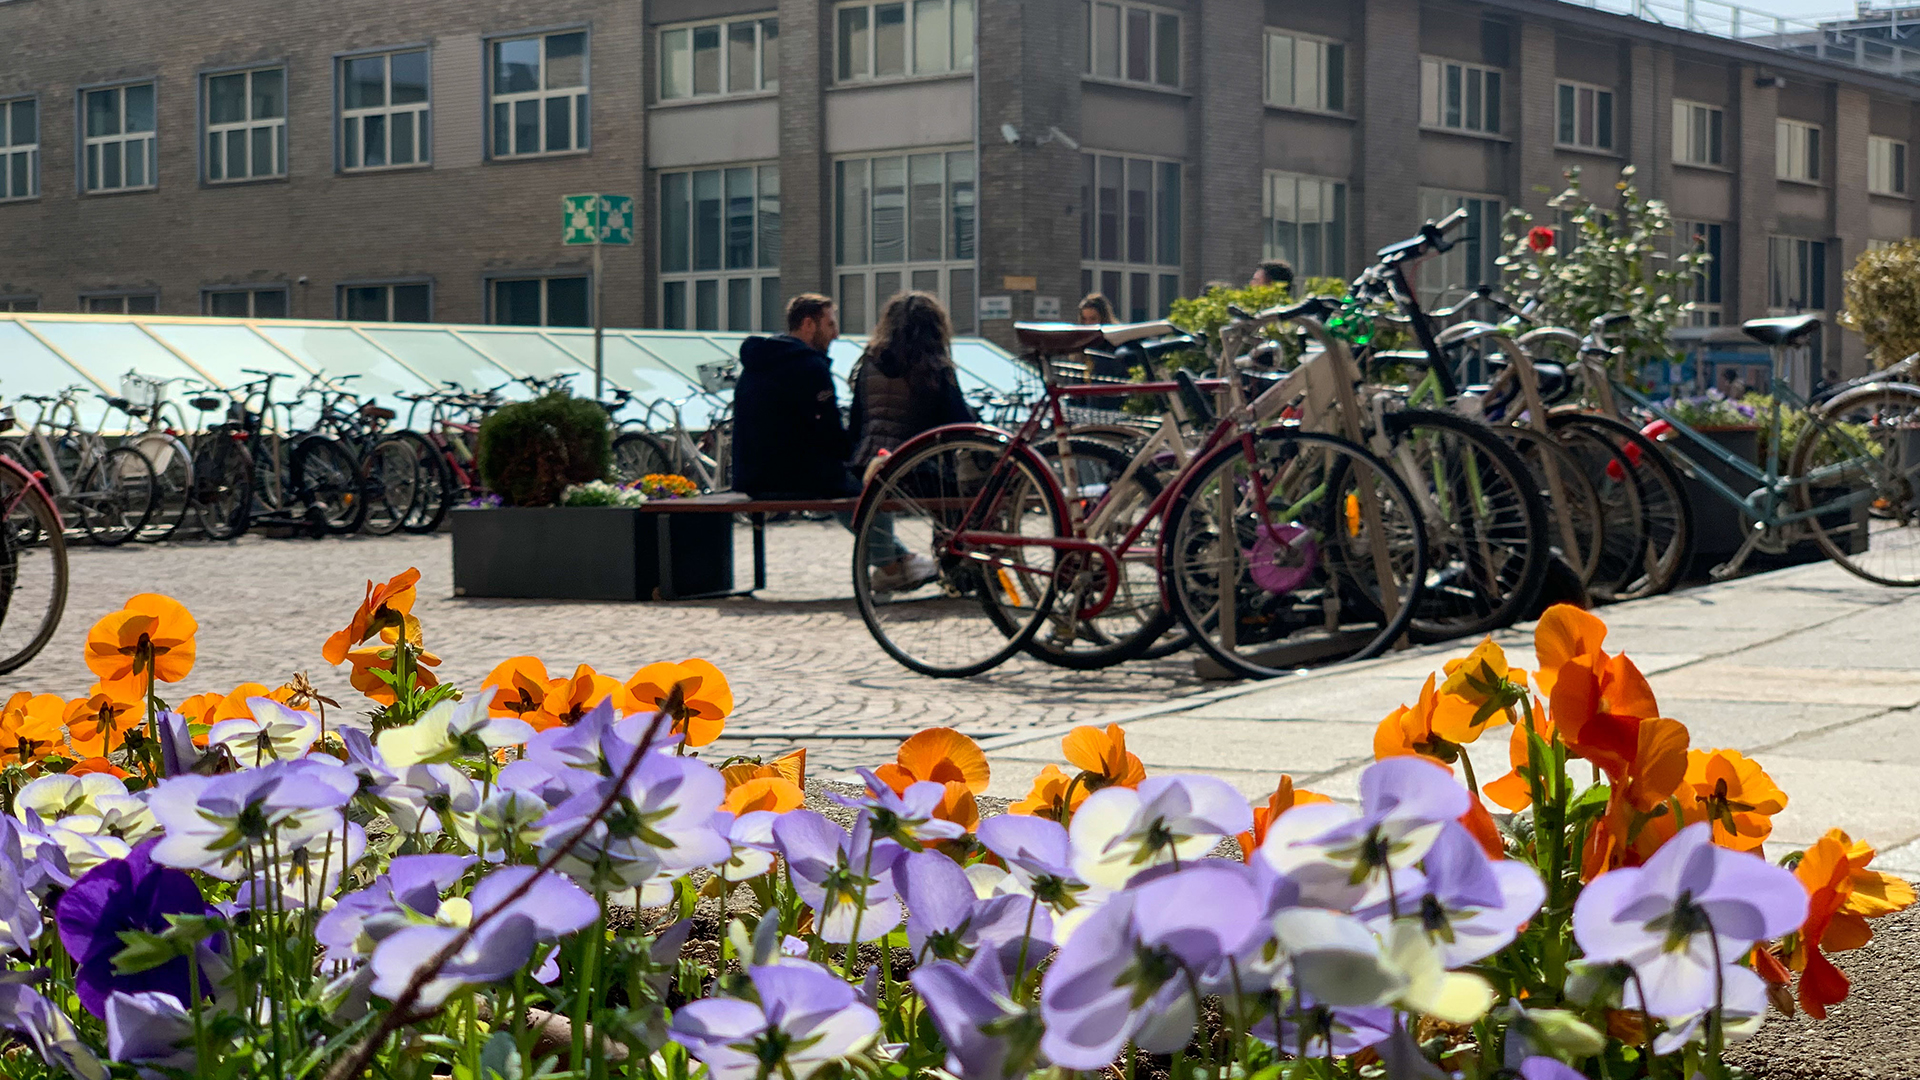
[[1161, 429, 1427, 679], [1548, 412, 1691, 601], [358, 436, 420, 537], [612, 430, 674, 484], [291, 435, 368, 535], [196, 433, 253, 540], [133, 433, 194, 543], [1791, 385, 1920, 586], [76, 445, 159, 547], [1383, 410, 1549, 643], [853, 430, 1069, 678], [1505, 427, 1605, 585], [0, 469, 67, 674]]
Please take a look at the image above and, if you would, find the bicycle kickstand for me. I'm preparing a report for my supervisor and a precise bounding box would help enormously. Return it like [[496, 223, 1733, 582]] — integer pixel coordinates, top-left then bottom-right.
[[1709, 522, 1767, 581]]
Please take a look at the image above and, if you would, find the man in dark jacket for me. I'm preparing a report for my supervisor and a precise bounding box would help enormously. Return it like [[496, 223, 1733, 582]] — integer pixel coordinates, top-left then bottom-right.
[[731, 294, 855, 498]]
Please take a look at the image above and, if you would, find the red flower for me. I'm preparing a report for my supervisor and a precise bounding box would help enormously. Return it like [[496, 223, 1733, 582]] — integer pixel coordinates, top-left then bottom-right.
[[1527, 226, 1556, 253]]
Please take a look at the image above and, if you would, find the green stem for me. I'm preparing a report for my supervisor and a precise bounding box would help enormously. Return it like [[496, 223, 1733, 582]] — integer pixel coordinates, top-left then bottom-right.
[[573, 904, 604, 1073]]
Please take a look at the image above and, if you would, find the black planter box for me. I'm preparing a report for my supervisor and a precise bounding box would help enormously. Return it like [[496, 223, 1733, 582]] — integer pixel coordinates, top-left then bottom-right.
[[451, 507, 734, 600], [1679, 428, 1761, 559]]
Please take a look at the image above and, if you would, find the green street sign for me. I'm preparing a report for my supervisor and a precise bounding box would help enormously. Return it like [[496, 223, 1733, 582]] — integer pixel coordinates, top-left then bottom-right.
[[562, 193, 633, 245]]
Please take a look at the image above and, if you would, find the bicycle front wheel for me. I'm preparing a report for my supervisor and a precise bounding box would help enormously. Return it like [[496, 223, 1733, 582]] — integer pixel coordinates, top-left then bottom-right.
[[1161, 429, 1427, 679], [1505, 427, 1605, 585], [0, 469, 67, 674], [291, 436, 368, 535], [853, 430, 1069, 678], [1791, 385, 1920, 586], [612, 430, 674, 484], [196, 434, 253, 540], [133, 433, 194, 543], [1548, 412, 1691, 601], [76, 445, 159, 547], [358, 436, 420, 537], [391, 431, 454, 533]]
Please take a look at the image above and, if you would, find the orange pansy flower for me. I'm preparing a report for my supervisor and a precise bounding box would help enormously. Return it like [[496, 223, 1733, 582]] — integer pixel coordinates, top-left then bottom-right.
[[723, 776, 807, 814], [621, 659, 733, 746], [1061, 724, 1146, 791], [323, 568, 421, 666], [1784, 828, 1916, 1018], [1577, 717, 1690, 880], [483, 657, 553, 719], [1235, 775, 1332, 862], [1547, 652, 1660, 781], [544, 664, 622, 728], [64, 692, 140, 758], [1010, 765, 1084, 821], [84, 593, 198, 693], [480, 659, 617, 730], [1677, 749, 1787, 852], [1532, 603, 1607, 697], [0, 693, 64, 763], [1482, 707, 1556, 812], [932, 782, 981, 834], [1440, 637, 1528, 707], [873, 727, 991, 796], [68, 757, 130, 780], [1374, 674, 1490, 762]]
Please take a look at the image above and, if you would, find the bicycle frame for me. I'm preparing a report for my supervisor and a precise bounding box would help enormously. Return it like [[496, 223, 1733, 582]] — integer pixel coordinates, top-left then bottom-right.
[[0, 451, 63, 531]]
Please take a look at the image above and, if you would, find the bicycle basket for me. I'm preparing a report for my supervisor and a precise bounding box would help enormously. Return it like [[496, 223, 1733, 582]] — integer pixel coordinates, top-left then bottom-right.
[[697, 361, 739, 394], [120, 373, 165, 410]]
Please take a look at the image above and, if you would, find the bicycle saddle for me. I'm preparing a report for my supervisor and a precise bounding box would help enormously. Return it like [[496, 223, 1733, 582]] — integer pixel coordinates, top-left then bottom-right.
[[1742, 314, 1821, 347], [360, 403, 397, 422], [1014, 323, 1104, 353], [189, 396, 224, 412]]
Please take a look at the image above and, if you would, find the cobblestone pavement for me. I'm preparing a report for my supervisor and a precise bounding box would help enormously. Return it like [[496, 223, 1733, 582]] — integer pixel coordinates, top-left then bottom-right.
[[3, 521, 1205, 771]]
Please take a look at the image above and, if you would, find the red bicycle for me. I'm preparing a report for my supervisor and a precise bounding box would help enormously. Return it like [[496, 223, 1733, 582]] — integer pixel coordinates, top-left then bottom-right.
[[0, 412, 70, 673]]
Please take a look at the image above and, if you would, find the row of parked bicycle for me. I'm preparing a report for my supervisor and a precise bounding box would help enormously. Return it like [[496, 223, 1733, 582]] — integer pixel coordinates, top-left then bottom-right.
[[846, 208, 1920, 680]]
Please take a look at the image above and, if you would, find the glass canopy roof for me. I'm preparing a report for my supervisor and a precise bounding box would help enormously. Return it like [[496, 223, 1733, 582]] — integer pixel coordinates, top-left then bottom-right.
[[0, 313, 1027, 429]]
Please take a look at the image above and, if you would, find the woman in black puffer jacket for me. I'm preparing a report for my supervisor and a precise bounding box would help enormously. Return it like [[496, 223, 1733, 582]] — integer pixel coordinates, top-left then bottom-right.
[[848, 291, 976, 472]]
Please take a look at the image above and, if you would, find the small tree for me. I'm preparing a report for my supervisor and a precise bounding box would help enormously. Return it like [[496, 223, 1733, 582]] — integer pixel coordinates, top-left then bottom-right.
[[1497, 166, 1704, 382], [1839, 239, 1920, 365], [476, 391, 612, 507]]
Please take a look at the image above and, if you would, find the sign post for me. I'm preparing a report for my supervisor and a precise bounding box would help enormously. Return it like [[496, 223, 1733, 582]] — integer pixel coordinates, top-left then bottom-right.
[[563, 193, 634, 399]]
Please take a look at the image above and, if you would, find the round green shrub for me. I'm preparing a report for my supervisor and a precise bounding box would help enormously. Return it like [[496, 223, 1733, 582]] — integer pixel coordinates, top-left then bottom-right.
[[476, 392, 612, 507]]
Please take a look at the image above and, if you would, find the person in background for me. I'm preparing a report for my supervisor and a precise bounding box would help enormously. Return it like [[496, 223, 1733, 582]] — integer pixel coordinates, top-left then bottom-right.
[[1077, 293, 1116, 325], [1251, 259, 1295, 290]]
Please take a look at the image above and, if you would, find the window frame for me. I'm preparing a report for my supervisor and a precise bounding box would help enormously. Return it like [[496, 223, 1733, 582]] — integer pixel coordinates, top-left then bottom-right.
[[336, 45, 433, 174], [79, 80, 159, 195], [487, 26, 592, 160], [0, 296, 39, 312], [1776, 118, 1822, 183], [1, 95, 40, 202], [1083, 1, 1182, 90], [1263, 170, 1347, 280], [1554, 79, 1614, 152], [1418, 56, 1504, 137], [80, 291, 161, 314], [659, 16, 780, 101], [1870, 134, 1908, 197], [1672, 99, 1725, 168], [201, 65, 288, 185], [658, 162, 783, 333], [336, 280, 435, 323], [831, 147, 978, 333], [1078, 150, 1184, 324], [833, 0, 975, 85], [486, 273, 594, 327], [202, 285, 291, 319], [1263, 29, 1344, 114]]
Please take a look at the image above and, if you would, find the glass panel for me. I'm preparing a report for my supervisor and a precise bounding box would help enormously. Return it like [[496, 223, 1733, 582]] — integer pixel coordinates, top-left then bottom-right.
[[761, 20, 780, 88], [693, 25, 722, 95], [912, 269, 939, 293], [547, 278, 590, 326], [1296, 40, 1320, 108], [545, 33, 586, 89], [492, 102, 510, 156], [915, 0, 948, 73], [1271, 175, 1296, 263], [102, 141, 122, 189], [1299, 180, 1321, 275], [209, 75, 246, 125], [1081, 155, 1094, 258], [729, 22, 758, 91], [1483, 72, 1501, 133], [1268, 34, 1292, 106], [952, 0, 973, 68], [124, 84, 154, 133], [346, 56, 386, 109], [208, 291, 249, 318], [1325, 43, 1344, 110], [576, 97, 587, 150], [694, 279, 720, 330], [87, 89, 119, 141], [10, 100, 35, 145], [839, 7, 870, 80], [391, 51, 429, 105], [660, 171, 691, 273], [392, 111, 415, 165], [1159, 274, 1178, 317], [948, 151, 974, 260], [874, 271, 902, 306], [693, 169, 723, 271], [758, 165, 781, 269], [253, 290, 288, 319], [662, 29, 692, 98], [908, 152, 943, 262], [494, 38, 540, 94], [1597, 91, 1612, 149], [949, 269, 974, 334], [871, 156, 906, 263], [384, 284, 426, 323], [494, 280, 541, 325], [1329, 182, 1346, 274], [1097, 155, 1120, 261], [875, 3, 906, 77], [544, 95, 571, 152], [662, 280, 687, 329], [725, 167, 756, 270], [1557, 84, 1574, 144], [839, 274, 868, 332], [1155, 13, 1179, 86], [363, 113, 387, 168], [727, 279, 753, 331], [1125, 157, 1149, 264], [345, 287, 386, 321], [251, 126, 274, 177], [1093, 3, 1120, 78], [1128, 272, 1149, 321], [86, 296, 122, 313], [1101, 270, 1121, 311], [125, 138, 146, 187], [836, 159, 868, 265], [251, 69, 285, 120], [1125, 8, 1150, 80], [1465, 68, 1482, 131], [760, 276, 782, 333], [8, 153, 26, 198], [1157, 160, 1179, 266], [513, 99, 538, 155], [1444, 64, 1460, 127]]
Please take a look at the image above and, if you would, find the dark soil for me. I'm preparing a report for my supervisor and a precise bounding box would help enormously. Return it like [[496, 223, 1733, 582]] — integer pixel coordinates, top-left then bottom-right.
[[1731, 906, 1920, 1080]]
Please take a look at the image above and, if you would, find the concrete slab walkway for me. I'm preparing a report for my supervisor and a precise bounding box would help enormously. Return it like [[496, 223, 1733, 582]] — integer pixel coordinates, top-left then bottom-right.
[[973, 559, 1920, 876]]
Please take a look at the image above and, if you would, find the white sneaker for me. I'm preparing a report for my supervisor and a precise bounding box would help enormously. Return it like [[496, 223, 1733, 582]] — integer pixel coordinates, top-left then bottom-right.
[[871, 552, 939, 593]]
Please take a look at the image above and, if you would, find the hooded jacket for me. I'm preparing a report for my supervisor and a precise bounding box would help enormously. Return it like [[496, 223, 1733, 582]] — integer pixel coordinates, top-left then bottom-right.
[[729, 334, 855, 497]]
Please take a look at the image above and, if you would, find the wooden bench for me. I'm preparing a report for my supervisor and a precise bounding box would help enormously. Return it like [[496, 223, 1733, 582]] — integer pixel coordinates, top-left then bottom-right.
[[639, 493, 859, 595]]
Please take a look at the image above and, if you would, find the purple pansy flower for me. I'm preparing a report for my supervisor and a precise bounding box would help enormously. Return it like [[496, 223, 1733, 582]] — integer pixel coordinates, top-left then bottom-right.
[[0, 983, 106, 1080], [1260, 756, 1469, 909], [104, 991, 195, 1070], [536, 744, 728, 891], [1573, 822, 1806, 1020], [714, 810, 780, 883], [1358, 822, 1546, 967], [146, 759, 357, 880], [1068, 775, 1253, 891], [774, 810, 904, 943], [0, 816, 45, 955], [832, 769, 968, 848], [912, 951, 1046, 1080], [1255, 1000, 1395, 1058], [318, 853, 477, 956], [977, 814, 1094, 910], [893, 849, 1053, 977], [368, 865, 597, 1007], [54, 838, 222, 1019], [670, 962, 880, 1080], [1517, 1058, 1586, 1080], [205, 698, 320, 766]]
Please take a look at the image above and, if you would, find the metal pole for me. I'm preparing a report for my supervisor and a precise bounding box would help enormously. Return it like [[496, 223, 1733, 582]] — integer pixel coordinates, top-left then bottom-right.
[[593, 234, 605, 400]]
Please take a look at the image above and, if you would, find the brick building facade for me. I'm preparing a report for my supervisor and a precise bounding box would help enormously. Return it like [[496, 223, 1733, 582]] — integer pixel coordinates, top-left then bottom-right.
[[3, 0, 1919, 374]]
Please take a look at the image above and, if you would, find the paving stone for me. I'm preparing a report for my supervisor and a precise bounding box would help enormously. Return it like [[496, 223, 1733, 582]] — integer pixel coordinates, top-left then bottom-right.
[[1756, 708, 1920, 765], [1755, 755, 1920, 852], [1651, 663, 1920, 708]]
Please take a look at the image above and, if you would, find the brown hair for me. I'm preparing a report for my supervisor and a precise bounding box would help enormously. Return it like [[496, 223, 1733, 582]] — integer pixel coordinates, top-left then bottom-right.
[[865, 291, 954, 381], [1077, 293, 1116, 323], [785, 293, 834, 332]]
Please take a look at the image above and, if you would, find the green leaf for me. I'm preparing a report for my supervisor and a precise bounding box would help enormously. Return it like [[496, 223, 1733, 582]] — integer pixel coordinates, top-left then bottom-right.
[[112, 930, 180, 976]]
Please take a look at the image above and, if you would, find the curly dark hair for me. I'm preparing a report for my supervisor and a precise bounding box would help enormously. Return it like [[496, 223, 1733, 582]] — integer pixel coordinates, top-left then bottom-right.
[[864, 290, 955, 381]]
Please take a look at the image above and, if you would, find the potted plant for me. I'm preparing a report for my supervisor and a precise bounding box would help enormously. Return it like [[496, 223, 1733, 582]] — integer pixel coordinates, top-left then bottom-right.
[[449, 393, 733, 600]]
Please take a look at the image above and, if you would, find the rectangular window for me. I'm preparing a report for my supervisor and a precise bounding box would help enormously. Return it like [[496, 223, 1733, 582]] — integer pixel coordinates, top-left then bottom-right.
[[341, 49, 430, 172], [205, 69, 285, 183], [1673, 220, 1723, 325], [1079, 151, 1182, 322], [835, 0, 971, 82], [491, 30, 588, 158], [1768, 236, 1826, 311], [1085, 2, 1179, 87], [1419, 57, 1501, 135], [1264, 171, 1347, 280], [493, 276, 589, 326], [1264, 31, 1344, 112], [659, 164, 782, 332], [0, 298, 38, 312], [1, 99, 38, 201], [1555, 80, 1613, 151], [1416, 189, 1502, 304], [661, 17, 778, 100], [204, 287, 289, 319], [83, 293, 159, 314], [1672, 100, 1724, 167], [1776, 118, 1821, 182], [340, 283, 431, 322], [833, 150, 975, 332], [1870, 135, 1908, 196], [83, 84, 157, 193]]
